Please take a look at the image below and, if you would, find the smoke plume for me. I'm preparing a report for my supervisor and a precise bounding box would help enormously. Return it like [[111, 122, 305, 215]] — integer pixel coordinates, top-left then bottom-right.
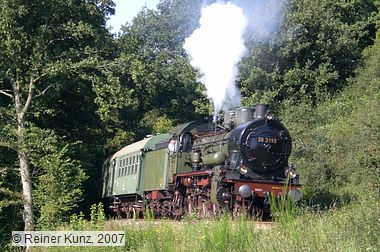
[[183, 0, 288, 113], [183, 2, 248, 113], [241, 0, 288, 42]]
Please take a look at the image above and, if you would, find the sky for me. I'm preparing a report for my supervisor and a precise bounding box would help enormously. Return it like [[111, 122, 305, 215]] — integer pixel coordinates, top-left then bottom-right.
[[107, 0, 160, 34]]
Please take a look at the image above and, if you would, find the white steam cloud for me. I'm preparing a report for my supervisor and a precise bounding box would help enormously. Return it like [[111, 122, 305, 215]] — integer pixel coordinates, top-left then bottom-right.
[[183, 2, 248, 113], [243, 0, 288, 41]]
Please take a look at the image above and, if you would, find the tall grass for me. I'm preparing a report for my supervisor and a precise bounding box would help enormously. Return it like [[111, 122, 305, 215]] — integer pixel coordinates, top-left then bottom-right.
[[32, 194, 379, 252], [269, 176, 298, 223]]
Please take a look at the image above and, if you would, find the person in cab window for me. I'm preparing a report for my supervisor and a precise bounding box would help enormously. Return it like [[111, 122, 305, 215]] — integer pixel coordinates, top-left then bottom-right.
[[167, 135, 178, 155]]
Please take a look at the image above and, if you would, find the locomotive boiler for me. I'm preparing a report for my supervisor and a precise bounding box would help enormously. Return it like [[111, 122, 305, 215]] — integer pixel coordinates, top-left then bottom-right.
[[102, 105, 301, 218]]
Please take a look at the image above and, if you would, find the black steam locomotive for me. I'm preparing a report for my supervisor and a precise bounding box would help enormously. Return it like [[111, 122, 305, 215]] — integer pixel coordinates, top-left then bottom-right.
[[102, 104, 301, 218]]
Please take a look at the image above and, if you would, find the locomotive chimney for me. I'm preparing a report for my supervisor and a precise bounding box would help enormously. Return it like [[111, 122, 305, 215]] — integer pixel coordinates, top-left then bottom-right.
[[254, 104, 268, 119]]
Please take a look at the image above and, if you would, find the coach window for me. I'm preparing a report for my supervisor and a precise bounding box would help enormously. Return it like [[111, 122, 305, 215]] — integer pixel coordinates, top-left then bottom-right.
[[126, 158, 129, 175], [129, 157, 132, 175], [127, 157, 130, 175], [121, 159, 124, 176], [134, 155, 139, 174], [131, 156, 134, 175], [127, 159, 131, 176], [135, 156, 138, 174], [134, 155, 137, 173], [124, 157, 129, 176], [132, 156, 135, 174]]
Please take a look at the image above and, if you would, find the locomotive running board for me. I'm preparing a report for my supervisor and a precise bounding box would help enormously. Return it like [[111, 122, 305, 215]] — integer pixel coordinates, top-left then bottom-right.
[[226, 179, 302, 198]]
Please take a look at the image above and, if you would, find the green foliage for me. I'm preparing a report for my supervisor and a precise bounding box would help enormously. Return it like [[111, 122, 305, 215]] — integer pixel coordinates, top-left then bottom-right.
[[152, 115, 174, 134], [0, 0, 121, 232], [280, 11, 380, 206], [25, 127, 87, 229], [269, 178, 298, 222], [105, 129, 135, 153], [116, 0, 209, 138], [69, 211, 87, 231], [90, 202, 106, 229], [238, 0, 378, 108], [0, 125, 22, 244], [0, 179, 23, 247], [139, 110, 174, 134], [69, 203, 105, 231]]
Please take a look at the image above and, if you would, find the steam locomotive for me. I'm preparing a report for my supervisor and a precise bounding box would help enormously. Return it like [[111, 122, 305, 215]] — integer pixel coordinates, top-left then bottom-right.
[[102, 105, 301, 218]]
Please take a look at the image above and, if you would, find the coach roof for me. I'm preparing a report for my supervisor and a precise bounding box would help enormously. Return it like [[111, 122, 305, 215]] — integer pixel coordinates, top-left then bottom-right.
[[111, 133, 172, 159]]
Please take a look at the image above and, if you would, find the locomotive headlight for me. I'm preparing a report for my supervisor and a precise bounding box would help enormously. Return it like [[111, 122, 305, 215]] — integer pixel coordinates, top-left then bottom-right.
[[238, 185, 252, 198], [238, 164, 248, 175], [288, 189, 301, 202]]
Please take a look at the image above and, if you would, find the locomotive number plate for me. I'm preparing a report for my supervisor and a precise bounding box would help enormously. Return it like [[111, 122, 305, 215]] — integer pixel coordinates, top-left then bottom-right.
[[257, 137, 278, 144]]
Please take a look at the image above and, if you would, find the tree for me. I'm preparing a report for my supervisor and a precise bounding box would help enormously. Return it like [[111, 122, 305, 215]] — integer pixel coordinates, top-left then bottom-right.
[[0, 0, 119, 232], [238, 0, 378, 108], [116, 0, 210, 138], [279, 8, 380, 206]]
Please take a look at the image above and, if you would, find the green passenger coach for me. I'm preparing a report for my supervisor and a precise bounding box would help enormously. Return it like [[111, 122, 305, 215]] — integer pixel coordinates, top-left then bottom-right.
[[102, 133, 172, 201]]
